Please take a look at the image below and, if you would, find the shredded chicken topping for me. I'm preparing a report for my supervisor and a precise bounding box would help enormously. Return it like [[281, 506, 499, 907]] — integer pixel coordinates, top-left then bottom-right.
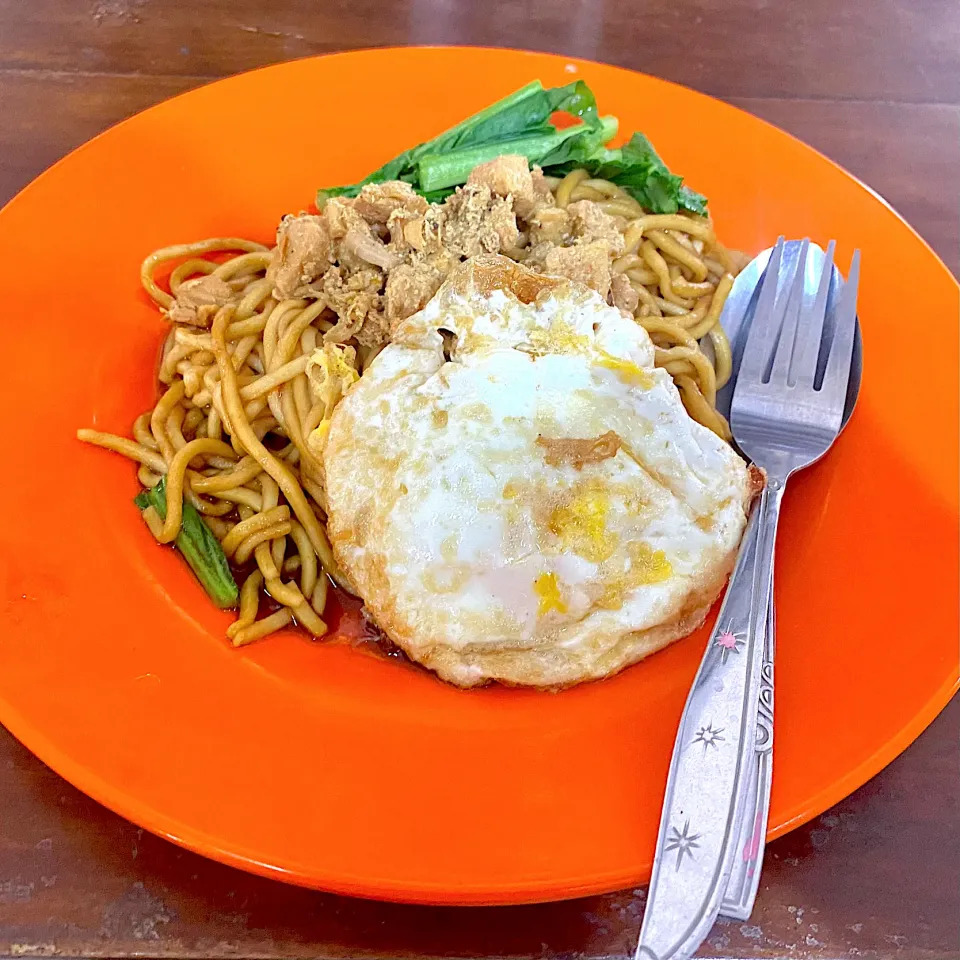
[[267, 156, 639, 350], [168, 275, 236, 327]]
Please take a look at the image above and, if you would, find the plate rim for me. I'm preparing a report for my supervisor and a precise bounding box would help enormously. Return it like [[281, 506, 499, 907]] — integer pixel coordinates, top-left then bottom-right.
[[1, 670, 957, 905], [0, 46, 957, 906], [3, 45, 958, 288]]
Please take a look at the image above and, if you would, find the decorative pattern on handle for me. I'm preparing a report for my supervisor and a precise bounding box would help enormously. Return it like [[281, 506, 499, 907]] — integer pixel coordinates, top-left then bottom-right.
[[715, 630, 745, 663], [664, 821, 701, 871], [720, 580, 776, 921], [691, 723, 725, 752], [756, 660, 774, 753], [635, 480, 785, 960]]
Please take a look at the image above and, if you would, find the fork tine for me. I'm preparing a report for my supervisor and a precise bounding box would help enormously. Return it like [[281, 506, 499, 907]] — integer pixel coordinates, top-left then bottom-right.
[[821, 250, 860, 402], [767, 239, 810, 386], [738, 238, 787, 384], [793, 240, 836, 387]]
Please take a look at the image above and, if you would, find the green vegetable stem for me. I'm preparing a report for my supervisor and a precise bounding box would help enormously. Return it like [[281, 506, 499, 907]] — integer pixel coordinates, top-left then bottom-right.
[[135, 478, 239, 609]]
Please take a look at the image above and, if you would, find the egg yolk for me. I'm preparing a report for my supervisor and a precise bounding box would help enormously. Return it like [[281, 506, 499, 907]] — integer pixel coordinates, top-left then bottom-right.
[[528, 319, 590, 356], [549, 490, 619, 563], [594, 349, 654, 388], [597, 542, 673, 609], [630, 541, 673, 582], [534, 572, 568, 616]]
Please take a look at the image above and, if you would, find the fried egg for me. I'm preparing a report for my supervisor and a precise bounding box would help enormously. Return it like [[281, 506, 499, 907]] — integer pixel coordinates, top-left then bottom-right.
[[318, 255, 754, 688]]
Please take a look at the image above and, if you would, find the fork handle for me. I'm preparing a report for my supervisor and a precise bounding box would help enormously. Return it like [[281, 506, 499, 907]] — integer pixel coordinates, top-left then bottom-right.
[[636, 477, 785, 960]]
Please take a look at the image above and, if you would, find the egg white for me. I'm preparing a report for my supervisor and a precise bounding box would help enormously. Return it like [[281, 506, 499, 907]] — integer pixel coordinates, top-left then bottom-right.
[[319, 255, 753, 687]]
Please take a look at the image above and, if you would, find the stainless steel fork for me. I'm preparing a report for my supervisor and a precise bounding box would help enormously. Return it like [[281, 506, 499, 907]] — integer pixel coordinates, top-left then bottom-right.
[[733, 237, 860, 478], [719, 240, 862, 920], [635, 238, 860, 960]]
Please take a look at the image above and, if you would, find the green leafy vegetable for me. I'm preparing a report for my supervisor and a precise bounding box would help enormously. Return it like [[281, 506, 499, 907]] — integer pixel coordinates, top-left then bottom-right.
[[319, 80, 603, 203], [317, 80, 707, 216], [588, 133, 707, 215], [135, 478, 239, 609]]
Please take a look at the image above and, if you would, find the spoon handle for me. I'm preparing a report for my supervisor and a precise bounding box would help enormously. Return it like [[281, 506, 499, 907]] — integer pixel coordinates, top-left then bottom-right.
[[635, 480, 784, 960], [719, 575, 775, 920]]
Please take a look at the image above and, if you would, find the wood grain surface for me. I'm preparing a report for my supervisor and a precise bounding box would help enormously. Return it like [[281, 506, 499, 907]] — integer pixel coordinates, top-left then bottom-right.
[[1, 2, 957, 958]]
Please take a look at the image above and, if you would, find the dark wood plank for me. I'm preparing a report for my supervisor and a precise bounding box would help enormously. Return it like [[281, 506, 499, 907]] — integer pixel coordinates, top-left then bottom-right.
[[0, 73, 198, 211], [0, 0, 958, 103], [0, 697, 957, 959]]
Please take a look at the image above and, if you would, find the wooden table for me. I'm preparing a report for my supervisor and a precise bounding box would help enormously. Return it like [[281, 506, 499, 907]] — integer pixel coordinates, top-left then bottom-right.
[[1, 2, 957, 958]]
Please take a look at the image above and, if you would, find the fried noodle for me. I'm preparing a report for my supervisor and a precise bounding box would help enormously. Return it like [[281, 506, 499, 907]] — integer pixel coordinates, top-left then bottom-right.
[[78, 169, 745, 644], [79, 240, 355, 646]]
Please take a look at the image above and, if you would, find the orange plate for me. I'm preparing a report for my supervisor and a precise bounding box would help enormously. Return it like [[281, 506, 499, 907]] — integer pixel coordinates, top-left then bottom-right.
[[0, 48, 957, 906]]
